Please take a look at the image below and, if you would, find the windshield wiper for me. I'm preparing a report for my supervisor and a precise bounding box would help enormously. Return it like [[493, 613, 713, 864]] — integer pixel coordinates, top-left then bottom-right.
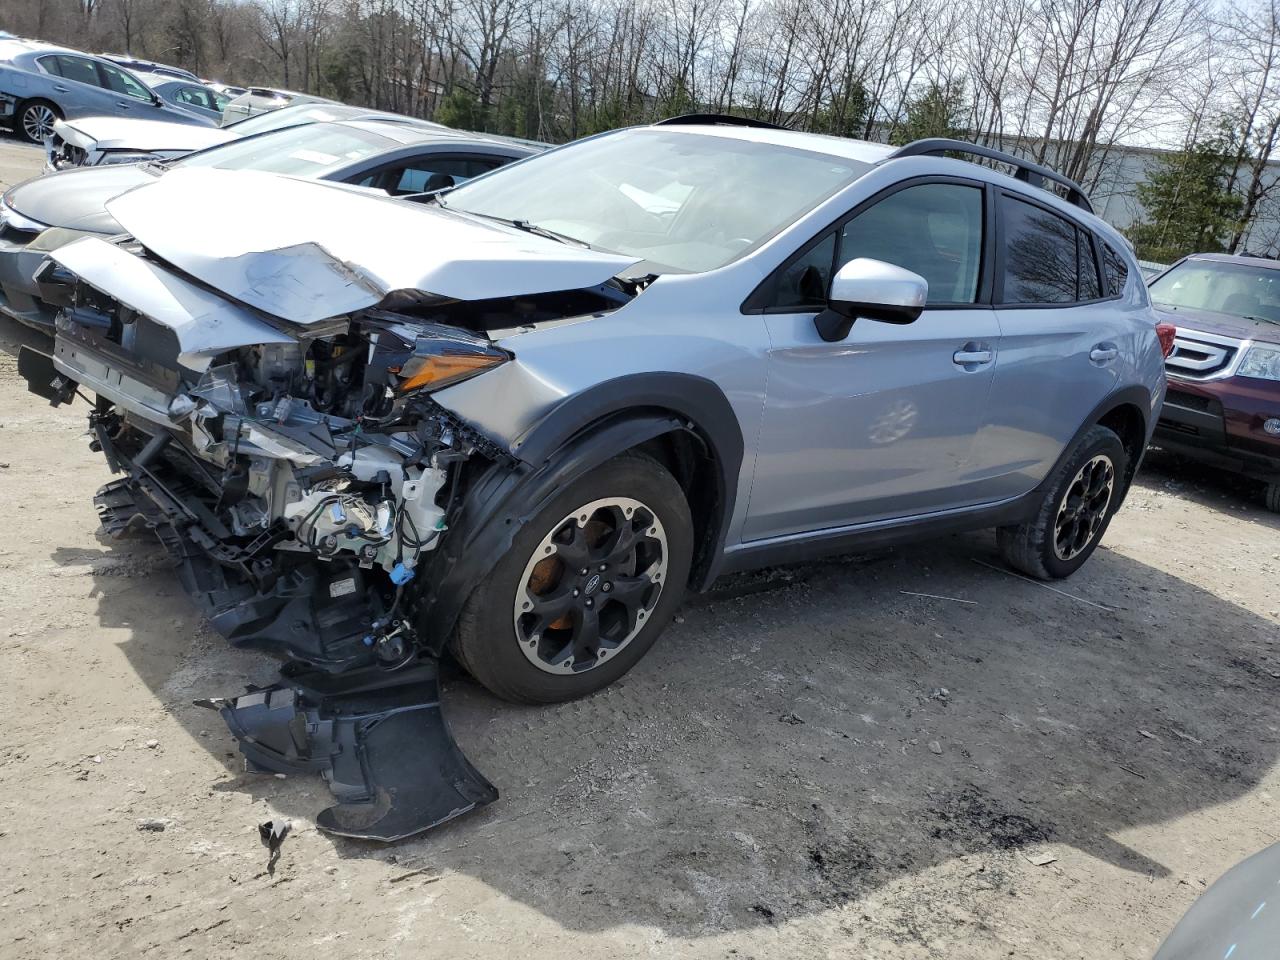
[[448, 208, 592, 248], [1243, 314, 1280, 325]]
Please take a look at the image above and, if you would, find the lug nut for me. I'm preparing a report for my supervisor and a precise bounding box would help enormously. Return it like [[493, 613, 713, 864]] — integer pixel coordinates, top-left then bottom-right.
[[585, 598, 594, 608], [598, 564, 607, 571], [579, 567, 589, 576], [602, 582, 612, 593], [572, 588, 580, 597]]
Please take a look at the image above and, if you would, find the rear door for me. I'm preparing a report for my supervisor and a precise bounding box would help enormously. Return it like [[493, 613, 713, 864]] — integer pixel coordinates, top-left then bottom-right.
[[977, 191, 1125, 498], [44, 55, 116, 115], [744, 178, 1003, 541]]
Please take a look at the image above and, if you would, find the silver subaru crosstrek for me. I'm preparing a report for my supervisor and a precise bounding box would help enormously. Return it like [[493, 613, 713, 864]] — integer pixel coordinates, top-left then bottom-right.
[[20, 116, 1170, 839]]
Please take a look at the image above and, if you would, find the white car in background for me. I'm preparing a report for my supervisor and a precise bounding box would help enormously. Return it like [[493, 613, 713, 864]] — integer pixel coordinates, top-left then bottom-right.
[[43, 101, 437, 171]]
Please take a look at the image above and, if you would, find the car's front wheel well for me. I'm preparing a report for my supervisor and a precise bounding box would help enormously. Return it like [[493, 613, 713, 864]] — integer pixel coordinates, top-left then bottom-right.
[[633, 428, 722, 591], [1097, 402, 1147, 492]]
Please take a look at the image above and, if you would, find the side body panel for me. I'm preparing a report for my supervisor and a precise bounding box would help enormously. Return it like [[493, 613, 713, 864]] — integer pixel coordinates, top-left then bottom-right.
[[980, 265, 1162, 498], [744, 306, 1001, 539]]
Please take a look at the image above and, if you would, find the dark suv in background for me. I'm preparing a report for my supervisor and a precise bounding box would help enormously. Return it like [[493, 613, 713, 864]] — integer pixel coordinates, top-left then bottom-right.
[[1150, 254, 1280, 511]]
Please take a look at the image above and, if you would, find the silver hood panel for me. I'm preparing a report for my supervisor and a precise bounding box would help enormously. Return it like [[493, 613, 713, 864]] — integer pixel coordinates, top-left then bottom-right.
[[55, 116, 235, 153], [103, 168, 641, 324], [50, 236, 294, 371]]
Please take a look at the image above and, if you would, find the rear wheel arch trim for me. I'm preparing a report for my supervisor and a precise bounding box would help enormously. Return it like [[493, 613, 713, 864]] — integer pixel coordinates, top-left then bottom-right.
[[1037, 385, 1152, 507]]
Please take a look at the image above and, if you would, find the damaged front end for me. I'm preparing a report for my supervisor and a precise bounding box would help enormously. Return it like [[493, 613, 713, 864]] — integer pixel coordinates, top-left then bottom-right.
[[22, 221, 636, 840]]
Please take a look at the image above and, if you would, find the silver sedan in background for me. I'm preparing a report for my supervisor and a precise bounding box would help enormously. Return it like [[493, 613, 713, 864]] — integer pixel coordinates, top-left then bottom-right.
[[0, 39, 212, 142]]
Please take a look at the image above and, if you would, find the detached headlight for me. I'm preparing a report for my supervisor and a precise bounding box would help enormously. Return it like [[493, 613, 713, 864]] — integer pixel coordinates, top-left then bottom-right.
[[1239, 345, 1280, 381], [396, 329, 508, 394], [0, 201, 46, 233], [95, 151, 161, 166]]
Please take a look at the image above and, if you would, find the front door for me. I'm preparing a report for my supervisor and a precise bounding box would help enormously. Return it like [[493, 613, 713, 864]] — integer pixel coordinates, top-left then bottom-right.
[[744, 179, 1002, 541]]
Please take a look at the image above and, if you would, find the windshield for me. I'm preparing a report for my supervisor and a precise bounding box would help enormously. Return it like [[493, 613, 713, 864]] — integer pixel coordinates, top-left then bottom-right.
[[175, 122, 394, 178], [1149, 259, 1280, 324], [223, 104, 359, 136], [441, 129, 869, 273]]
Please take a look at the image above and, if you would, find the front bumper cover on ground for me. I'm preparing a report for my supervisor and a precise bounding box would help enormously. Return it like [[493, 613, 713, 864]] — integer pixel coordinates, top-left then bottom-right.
[[199, 661, 498, 842]]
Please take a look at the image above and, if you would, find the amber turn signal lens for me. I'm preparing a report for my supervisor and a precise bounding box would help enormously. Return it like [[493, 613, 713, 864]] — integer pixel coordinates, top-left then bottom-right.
[[397, 350, 506, 393]]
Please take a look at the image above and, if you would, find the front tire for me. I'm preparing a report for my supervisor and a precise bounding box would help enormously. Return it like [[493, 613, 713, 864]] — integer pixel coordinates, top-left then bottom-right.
[[17, 99, 60, 143], [452, 452, 693, 704], [997, 424, 1128, 580]]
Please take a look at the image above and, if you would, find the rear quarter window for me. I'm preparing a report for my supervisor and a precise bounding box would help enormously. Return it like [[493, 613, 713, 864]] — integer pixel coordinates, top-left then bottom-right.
[[1101, 241, 1129, 297]]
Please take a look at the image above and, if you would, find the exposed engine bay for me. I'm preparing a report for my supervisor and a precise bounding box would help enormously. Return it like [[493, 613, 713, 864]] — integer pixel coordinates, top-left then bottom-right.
[[21, 246, 639, 841]]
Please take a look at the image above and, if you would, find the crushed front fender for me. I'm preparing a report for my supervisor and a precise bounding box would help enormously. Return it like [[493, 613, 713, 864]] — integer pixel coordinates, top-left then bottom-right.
[[199, 660, 497, 841]]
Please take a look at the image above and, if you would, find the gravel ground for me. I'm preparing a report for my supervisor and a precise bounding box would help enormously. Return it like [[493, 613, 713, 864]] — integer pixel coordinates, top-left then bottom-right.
[[0, 138, 1278, 959]]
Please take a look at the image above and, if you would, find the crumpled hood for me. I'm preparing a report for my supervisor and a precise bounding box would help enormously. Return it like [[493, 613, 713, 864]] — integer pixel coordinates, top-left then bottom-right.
[[56, 116, 233, 153], [1154, 304, 1280, 346], [104, 168, 642, 324], [9, 163, 156, 233]]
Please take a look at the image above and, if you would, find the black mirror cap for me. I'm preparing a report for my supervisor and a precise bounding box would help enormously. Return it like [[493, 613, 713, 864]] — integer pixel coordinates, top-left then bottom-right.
[[814, 300, 923, 341]]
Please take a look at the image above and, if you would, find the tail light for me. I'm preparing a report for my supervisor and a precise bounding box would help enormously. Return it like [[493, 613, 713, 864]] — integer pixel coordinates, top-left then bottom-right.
[[1155, 322, 1177, 358]]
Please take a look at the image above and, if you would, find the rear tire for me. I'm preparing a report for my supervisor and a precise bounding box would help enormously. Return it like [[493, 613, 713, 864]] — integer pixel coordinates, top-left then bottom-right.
[[1265, 482, 1280, 514], [17, 99, 60, 143], [451, 452, 692, 704], [997, 425, 1128, 580]]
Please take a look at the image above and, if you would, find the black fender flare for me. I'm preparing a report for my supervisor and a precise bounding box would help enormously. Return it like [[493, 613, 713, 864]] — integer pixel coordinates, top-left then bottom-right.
[[414, 373, 745, 653], [1034, 383, 1153, 507]]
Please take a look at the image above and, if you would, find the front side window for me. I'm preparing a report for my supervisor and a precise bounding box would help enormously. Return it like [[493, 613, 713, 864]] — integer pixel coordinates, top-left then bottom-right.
[[97, 62, 152, 101], [838, 182, 984, 304], [176, 87, 212, 109], [1001, 195, 1097, 304], [442, 129, 870, 274], [366, 156, 506, 195], [176, 123, 395, 178], [1148, 259, 1280, 323], [52, 55, 102, 88], [757, 231, 838, 310]]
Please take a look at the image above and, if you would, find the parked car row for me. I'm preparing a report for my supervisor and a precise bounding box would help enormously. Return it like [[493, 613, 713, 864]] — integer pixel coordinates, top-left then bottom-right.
[[7, 113, 1174, 840], [0, 34, 312, 144], [2, 114, 539, 327], [0, 37, 215, 142]]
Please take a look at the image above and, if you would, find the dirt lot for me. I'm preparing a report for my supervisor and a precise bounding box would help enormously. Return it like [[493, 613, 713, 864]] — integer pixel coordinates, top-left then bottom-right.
[[1, 139, 1278, 959]]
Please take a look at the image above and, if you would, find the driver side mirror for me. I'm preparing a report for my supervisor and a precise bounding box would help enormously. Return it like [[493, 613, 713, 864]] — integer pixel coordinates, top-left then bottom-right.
[[814, 258, 927, 342]]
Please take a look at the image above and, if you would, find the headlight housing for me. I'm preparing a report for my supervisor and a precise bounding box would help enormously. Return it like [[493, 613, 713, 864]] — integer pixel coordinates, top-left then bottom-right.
[[1239, 344, 1280, 381], [95, 151, 162, 167], [396, 328, 508, 394]]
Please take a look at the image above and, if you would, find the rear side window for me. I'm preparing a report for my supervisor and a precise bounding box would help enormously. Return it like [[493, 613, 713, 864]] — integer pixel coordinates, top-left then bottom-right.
[[51, 55, 102, 87], [1101, 242, 1129, 297], [1000, 195, 1099, 304]]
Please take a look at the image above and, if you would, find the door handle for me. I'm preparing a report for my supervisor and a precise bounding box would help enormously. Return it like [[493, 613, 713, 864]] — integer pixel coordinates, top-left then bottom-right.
[[1090, 344, 1118, 363], [953, 348, 994, 366], [52, 84, 69, 93]]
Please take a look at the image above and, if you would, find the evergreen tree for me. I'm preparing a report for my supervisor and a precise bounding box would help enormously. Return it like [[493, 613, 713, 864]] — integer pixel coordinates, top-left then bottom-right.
[[892, 80, 967, 145], [1130, 128, 1244, 263]]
